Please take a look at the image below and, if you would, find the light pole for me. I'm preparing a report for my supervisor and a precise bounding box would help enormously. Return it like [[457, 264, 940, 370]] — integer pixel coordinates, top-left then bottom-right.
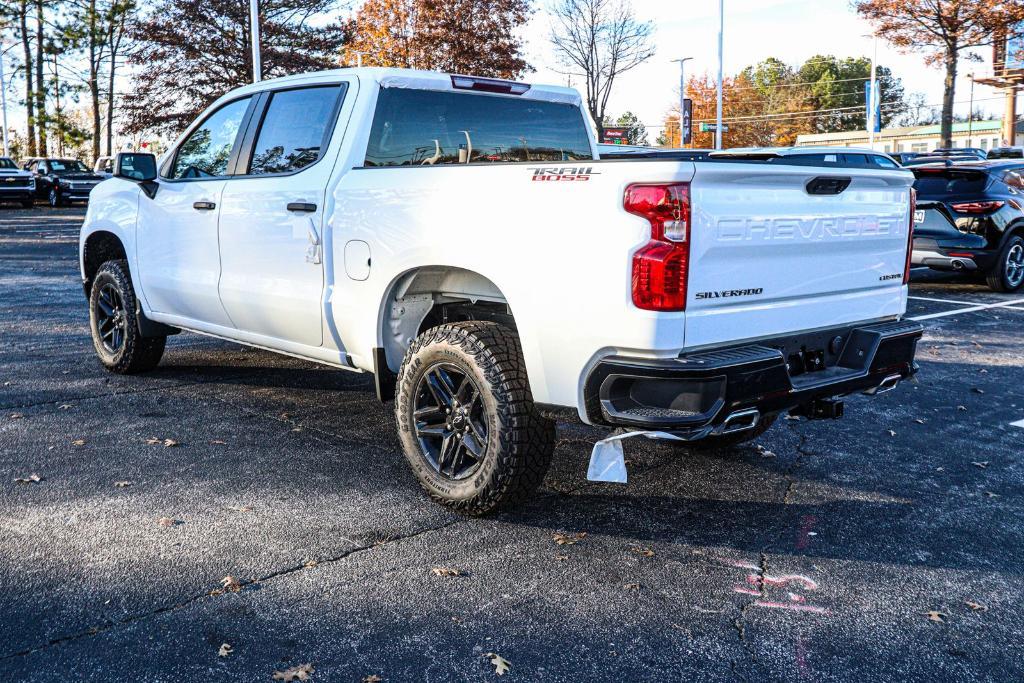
[[672, 57, 692, 147], [250, 0, 261, 83], [867, 33, 878, 149], [967, 73, 975, 147], [715, 0, 724, 150], [0, 44, 12, 157]]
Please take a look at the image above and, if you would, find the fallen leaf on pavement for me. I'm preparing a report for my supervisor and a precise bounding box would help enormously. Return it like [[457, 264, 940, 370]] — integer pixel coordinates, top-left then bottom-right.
[[484, 653, 510, 676], [756, 445, 776, 458], [983, 491, 1000, 498], [114, 481, 132, 488], [363, 676, 382, 683], [914, 419, 926, 424], [71, 439, 86, 447], [157, 517, 179, 527], [553, 532, 586, 546], [924, 611, 947, 623], [14, 473, 42, 484], [555, 555, 569, 562], [965, 601, 988, 612], [226, 505, 253, 512], [431, 567, 464, 577], [956, 405, 968, 412], [145, 437, 179, 447], [58, 404, 73, 410], [220, 575, 242, 593], [218, 643, 233, 657], [272, 664, 314, 681], [631, 546, 655, 557], [972, 461, 989, 469], [887, 430, 896, 437], [303, 559, 318, 569], [9, 413, 24, 419], [623, 582, 640, 590]]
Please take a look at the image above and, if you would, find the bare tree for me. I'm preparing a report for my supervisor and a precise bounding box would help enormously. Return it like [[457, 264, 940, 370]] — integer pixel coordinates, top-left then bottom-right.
[[548, 0, 654, 139]]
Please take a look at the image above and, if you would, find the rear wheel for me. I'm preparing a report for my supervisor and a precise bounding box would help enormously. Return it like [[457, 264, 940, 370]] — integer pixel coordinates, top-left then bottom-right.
[[395, 321, 555, 515], [89, 260, 166, 374], [48, 188, 63, 208], [986, 236, 1024, 293]]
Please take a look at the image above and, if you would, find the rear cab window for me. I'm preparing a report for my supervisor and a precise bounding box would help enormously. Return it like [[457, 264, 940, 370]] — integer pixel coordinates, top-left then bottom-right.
[[364, 88, 593, 167]]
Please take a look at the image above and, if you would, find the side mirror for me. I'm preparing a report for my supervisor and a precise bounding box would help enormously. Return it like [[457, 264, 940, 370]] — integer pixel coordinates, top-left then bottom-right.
[[114, 152, 158, 198], [114, 152, 157, 182]]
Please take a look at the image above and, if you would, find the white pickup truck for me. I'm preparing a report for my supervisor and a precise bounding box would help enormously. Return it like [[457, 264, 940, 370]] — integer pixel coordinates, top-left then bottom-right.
[[80, 68, 922, 514]]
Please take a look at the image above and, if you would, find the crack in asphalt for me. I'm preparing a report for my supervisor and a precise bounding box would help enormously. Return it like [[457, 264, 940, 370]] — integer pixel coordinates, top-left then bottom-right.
[[0, 518, 461, 662]]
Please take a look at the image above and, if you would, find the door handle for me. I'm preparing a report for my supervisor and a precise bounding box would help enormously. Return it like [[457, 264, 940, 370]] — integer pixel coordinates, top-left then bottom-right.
[[193, 201, 216, 210], [287, 202, 317, 212]]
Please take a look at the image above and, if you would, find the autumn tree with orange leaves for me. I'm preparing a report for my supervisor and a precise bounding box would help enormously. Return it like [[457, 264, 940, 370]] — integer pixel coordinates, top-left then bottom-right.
[[344, 0, 531, 79], [855, 0, 1024, 147]]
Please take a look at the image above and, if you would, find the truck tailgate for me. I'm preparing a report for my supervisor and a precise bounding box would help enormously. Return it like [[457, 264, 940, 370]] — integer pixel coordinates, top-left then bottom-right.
[[685, 163, 913, 349]]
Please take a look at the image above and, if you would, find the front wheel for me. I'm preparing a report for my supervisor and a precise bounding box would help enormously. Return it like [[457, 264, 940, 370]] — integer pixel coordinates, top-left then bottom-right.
[[395, 321, 555, 516], [986, 236, 1024, 293], [89, 260, 166, 374]]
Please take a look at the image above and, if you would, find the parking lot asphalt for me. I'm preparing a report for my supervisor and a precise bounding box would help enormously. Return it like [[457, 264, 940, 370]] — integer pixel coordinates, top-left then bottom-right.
[[1, 205, 1022, 682]]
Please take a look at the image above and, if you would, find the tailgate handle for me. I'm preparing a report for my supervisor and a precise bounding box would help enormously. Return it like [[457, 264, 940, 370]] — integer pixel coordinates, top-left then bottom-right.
[[806, 176, 852, 196]]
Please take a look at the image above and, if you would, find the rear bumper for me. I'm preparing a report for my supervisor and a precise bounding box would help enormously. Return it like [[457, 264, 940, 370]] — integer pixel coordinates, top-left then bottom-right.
[[912, 235, 996, 272], [583, 320, 923, 435]]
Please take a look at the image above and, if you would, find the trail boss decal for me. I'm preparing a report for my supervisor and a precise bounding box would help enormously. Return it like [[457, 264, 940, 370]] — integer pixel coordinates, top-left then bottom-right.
[[529, 167, 599, 182], [695, 288, 764, 301]]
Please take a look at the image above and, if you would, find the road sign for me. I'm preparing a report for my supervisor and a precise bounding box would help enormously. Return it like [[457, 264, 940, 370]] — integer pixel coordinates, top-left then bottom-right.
[[699, 122, 728, 133], [603, 127, 629, 144], [682, 98, 693, 145]]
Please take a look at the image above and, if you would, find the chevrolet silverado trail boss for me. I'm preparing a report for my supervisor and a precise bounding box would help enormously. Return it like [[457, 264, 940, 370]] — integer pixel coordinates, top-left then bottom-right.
[[79, 68, 923, 514]]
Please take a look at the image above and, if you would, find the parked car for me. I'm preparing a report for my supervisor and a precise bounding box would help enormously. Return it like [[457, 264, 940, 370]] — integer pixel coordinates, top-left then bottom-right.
[[903, 155, 980, 167], [24, 157, 105, 206], [928, 147, 988, 160], [79, 68, 922, 514], [911, 160, 1024, 292], [0, 156, 35, 208], [94, 156, 115, 179], [986, 147, 1024, 159]]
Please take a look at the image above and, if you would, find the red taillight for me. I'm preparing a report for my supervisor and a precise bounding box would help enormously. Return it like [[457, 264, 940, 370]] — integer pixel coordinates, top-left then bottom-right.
[[625, 183, 690, 311], [950, 201, 1004, 214], [904, 188, 916, 285]]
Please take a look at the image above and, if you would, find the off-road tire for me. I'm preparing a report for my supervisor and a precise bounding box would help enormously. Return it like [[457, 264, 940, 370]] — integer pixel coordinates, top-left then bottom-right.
[[986, 235, 1024, 293], [395, 321, 555, 515], [48, 188, 63, 208], [686, 414, 778, 450], [89, 260, 166, 374]]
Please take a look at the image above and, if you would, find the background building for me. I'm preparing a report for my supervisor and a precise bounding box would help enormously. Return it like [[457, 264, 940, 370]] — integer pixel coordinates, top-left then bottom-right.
[[795, 120, 1024, 153]]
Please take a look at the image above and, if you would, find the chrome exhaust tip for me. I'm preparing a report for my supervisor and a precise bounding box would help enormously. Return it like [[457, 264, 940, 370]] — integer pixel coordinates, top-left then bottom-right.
[[864, 373, 902, 396], [716, 408, 760, 435]]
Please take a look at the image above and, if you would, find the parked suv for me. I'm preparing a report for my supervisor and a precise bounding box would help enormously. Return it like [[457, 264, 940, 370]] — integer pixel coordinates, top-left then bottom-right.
[[0, 156, 35, 207], [24, 158, 105, 206], [79, 68, 922, 514], [911, 160, 1024, 292]]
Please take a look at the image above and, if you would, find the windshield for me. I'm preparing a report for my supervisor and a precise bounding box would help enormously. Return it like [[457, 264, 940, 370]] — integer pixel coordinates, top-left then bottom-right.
[[50, 159, 88, 173], [0, 158, 16, 170]]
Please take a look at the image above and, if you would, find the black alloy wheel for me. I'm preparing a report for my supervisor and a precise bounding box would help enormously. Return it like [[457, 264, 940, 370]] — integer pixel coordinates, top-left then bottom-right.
[[413, 363, 489, 480], [95, 283, 128, 354]]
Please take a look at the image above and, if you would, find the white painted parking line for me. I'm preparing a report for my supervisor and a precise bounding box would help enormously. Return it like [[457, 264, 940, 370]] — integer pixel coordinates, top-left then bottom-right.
[[908, 296, 979, 306], [1011, 419, 1024, 429], [910, 298, 1024, 321]]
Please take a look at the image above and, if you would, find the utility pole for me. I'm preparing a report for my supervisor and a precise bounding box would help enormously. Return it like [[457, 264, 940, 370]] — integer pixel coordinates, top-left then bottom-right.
[[868, 33, 878, 149], [672, 57, 692, 148], [250, 0, 261, 82], [715, 0, 724, 150]]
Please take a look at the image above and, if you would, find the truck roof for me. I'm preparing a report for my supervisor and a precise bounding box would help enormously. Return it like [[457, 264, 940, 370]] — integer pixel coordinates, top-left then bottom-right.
[[225, 67, 582, 106]]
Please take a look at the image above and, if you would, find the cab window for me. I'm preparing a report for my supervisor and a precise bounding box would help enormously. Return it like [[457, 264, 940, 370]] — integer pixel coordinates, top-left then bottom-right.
[[170, 97, 252, 179], [246, 85, 344, 176]]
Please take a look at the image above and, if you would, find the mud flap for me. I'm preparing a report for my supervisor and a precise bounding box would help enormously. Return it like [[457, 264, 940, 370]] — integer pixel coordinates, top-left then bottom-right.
[[587, 431, 688, 484]]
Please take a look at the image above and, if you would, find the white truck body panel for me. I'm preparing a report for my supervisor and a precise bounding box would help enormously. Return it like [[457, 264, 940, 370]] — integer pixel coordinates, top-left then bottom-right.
[[80, 67, 915, 422]]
